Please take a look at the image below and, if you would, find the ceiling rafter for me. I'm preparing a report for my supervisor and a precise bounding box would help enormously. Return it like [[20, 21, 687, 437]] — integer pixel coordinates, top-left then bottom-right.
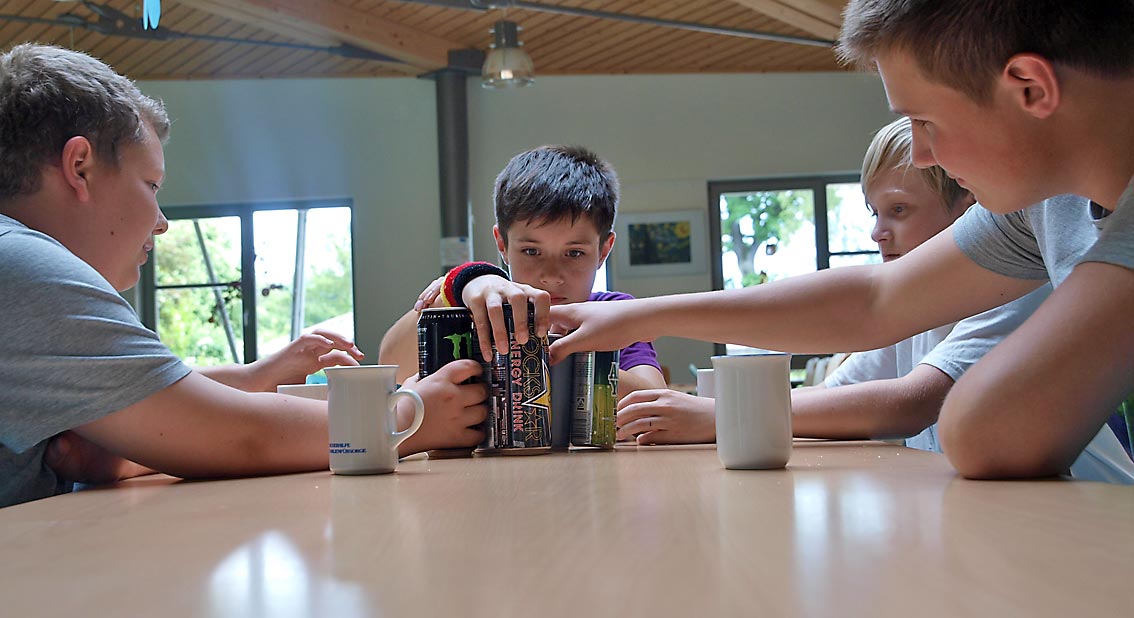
[[176, 0, 461, 73], [729, 0, 843, 41]]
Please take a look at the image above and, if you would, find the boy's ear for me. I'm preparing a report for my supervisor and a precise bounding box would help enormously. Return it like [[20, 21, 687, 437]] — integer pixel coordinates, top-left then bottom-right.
[[60, 136, 95, 202], [1001, 53, 1060, 119], [492, 225, 508, 264], [599, 231, 616, 264]]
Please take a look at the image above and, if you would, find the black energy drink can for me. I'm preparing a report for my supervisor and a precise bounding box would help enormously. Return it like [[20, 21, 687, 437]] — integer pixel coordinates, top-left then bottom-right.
[[418, 307, 478, 378], [571, 350, 619, 449], [548, 334, 574, 451], [418, 307, 481, 458], [478, 302, 552, 455]]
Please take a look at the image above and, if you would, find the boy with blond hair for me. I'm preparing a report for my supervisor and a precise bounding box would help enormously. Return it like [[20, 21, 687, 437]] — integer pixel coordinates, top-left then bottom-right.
[[551, 2, 1134, 480]]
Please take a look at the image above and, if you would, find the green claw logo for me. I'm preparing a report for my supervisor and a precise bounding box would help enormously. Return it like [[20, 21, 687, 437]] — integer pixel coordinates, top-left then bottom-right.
[[444, 332, 474, 359]]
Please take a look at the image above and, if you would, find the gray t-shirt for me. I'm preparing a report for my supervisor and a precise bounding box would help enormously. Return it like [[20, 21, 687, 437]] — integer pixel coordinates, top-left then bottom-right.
[[952, 185, 1134, 286], [826, 286, 1050, 452], [0, 214, 189, 507]]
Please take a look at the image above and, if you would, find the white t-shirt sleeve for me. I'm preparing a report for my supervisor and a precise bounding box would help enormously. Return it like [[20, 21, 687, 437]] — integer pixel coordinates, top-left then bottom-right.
[[824, 345, 898, 388], [919, 284, 1052, 381]]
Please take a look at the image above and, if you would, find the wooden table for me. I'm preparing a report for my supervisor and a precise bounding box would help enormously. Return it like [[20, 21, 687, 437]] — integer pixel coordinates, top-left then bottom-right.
[[1, 442, 1131, 617]]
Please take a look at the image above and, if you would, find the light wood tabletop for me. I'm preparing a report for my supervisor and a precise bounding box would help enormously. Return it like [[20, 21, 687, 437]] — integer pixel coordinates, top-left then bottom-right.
[[1, 441, 1131, 617]]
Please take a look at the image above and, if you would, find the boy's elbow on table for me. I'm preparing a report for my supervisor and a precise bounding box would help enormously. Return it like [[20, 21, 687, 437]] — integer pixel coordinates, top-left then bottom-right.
[[939, 389, 1073, 481]]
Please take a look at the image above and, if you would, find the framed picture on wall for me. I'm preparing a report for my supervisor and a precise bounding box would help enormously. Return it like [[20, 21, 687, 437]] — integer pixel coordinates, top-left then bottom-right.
[[615, 209, 707, 277]]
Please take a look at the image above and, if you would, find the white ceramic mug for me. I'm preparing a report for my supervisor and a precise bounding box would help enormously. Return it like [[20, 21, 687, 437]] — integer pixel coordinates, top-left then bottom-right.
[[276, 383, 329, 400], [324, 365, 425, 475], [696, 368, 716, 398], [711, 353, 792, 470]]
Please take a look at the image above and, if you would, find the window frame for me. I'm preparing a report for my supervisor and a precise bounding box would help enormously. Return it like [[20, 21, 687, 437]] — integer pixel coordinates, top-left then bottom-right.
[[707, 174, 875, 359], [139, 197, 354, 363]]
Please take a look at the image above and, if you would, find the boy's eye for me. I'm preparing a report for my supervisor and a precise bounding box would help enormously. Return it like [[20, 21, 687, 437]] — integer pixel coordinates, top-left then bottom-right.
[[566, 249, 585, 258], [893, 205, 905, 215], [521, 248, 539, 256]]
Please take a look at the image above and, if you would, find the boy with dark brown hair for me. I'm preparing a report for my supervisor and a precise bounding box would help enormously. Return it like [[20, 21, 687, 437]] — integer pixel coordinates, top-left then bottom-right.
[[380, 145, 665, 395]]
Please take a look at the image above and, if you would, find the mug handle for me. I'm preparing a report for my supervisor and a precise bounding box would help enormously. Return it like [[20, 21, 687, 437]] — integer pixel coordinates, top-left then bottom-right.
[[389, 388, 425, 450]]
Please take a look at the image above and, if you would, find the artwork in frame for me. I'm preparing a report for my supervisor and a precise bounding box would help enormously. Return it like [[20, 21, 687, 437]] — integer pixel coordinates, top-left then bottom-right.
[[615, 209, 707, 277]]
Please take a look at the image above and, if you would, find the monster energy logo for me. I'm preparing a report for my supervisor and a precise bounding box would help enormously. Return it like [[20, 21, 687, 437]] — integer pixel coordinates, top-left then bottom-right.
[[444, 332, 474, 359]]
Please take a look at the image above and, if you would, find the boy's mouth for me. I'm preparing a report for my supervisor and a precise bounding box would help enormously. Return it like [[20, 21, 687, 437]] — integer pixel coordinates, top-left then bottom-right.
[[550, 295, 569, 305]]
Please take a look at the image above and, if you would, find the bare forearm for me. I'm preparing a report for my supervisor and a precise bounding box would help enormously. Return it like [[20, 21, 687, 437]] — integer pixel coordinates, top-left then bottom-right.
[[76, 374, 330, 479], [198, 364, 258, 391], [791, 365, 953, 440], [617, 237, 1035, 354], [617, 365, 667, 400], [939, 264, 1131, 479], [379, 309, 422, 383], [624, 267, 934, 353]]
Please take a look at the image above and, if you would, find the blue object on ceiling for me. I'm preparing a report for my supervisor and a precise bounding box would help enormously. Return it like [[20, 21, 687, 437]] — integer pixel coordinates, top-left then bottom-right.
[[143, 0, 160, 30]]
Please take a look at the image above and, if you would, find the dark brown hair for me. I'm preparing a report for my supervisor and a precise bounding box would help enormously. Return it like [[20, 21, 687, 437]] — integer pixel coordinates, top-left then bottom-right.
[[494, 145, 619, 244], [838, 0, 1134, 103]]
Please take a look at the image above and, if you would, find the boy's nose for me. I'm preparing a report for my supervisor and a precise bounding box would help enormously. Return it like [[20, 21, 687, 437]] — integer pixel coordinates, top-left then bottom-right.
[[540, 264, 565, 285], [871, 221, 891, 244], [909, 129, 937, 169], [154, 211, 169, 235]]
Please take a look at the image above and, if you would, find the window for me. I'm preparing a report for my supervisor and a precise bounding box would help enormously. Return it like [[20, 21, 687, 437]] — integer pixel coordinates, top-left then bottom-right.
[[140, 199, 354, 366], [708, 175, 878, 357]]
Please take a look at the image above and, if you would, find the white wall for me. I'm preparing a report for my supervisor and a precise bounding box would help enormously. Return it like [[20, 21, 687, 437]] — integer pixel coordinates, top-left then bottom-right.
[[141, 72, 893, 376]]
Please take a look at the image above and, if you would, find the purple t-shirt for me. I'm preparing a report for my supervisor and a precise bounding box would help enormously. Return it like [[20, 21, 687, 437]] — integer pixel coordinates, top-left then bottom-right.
[[587, 291, 661, 371]]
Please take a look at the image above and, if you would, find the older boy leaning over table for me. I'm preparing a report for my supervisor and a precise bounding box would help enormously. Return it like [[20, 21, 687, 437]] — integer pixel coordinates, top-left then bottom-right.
[[379, 145, 665, 397], [0, 44, 488, 509], [612, 117, 1132, 483], [550, 1, 1134, 481]]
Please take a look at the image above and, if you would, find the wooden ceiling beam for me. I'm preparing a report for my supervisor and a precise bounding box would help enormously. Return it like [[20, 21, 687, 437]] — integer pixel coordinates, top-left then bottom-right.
[[729, 0, 842, 41], [176, 0, 460, 72]]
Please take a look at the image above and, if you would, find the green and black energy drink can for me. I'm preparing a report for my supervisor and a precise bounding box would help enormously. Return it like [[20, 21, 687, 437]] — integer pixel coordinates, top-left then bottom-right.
[[418, 307, 481, 458], [418, 307, 479, 378], [478, 302, 552, 455], [571, 350, 619, 449]]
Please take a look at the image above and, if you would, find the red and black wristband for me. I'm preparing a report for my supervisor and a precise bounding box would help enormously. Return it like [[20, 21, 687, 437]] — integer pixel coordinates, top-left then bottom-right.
[[440, 261, 509, 307]]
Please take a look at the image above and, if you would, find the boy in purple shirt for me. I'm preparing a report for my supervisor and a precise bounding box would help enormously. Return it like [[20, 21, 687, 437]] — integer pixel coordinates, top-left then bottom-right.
[[380, 145, 664, 396]]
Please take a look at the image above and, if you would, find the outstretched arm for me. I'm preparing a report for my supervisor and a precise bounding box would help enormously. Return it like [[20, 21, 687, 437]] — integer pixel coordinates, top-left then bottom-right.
[[550, 232, 1041, 361]]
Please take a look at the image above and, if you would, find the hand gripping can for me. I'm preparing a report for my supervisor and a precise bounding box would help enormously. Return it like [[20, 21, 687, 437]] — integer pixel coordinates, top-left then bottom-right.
[[417, 307, 482, 458], [477, 302, 552, 455], [571, 350, 619, 449]]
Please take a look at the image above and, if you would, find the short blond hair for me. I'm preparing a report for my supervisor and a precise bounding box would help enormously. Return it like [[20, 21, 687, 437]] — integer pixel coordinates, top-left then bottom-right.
[[861, 117, 966, 210]]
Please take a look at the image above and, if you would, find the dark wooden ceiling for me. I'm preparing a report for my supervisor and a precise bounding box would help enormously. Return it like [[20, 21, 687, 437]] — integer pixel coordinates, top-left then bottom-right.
[[0, 1, 850, 80]]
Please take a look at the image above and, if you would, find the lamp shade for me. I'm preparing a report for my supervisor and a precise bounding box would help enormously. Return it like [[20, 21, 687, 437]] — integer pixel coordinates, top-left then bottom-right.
[[482, 20, 534, 89]]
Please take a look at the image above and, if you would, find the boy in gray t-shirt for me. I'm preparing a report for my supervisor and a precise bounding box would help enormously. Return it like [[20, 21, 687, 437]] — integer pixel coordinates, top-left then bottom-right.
[[549, 3, 1134, 481], [0, 44, 490, 508]]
